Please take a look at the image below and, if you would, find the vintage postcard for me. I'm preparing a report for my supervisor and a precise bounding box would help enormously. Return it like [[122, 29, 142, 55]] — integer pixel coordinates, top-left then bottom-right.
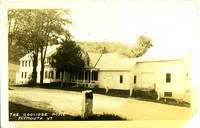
[[1, 0, 200, 128]]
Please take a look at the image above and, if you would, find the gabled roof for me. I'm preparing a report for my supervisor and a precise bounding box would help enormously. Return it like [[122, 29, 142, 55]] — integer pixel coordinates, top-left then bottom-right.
[[45, 45, 60, 58], [87, 52, 102, 67], [19, 45, 60, 61], [96, 53, 137, 71], [19, 52, 33, 61]]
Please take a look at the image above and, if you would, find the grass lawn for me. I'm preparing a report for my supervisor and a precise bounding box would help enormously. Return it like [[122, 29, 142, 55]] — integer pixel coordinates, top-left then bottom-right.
[[9, 102, 126, 121]]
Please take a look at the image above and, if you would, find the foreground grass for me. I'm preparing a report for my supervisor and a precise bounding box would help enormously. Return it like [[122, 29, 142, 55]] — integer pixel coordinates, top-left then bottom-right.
[[9, 102, 126, 121]]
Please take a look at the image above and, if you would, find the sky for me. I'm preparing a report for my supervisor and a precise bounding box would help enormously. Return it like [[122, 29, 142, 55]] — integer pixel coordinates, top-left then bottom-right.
[[59, 0, 199, 55], [5, 0, 199, 55]]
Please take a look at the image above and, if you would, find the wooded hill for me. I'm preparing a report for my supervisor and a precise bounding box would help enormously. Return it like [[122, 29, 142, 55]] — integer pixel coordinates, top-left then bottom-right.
[[9, 41, 133, 64], [77, 41, 132, 57]]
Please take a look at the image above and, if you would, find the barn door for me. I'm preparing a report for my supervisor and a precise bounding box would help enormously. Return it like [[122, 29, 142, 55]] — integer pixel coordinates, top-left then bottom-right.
[[104, 75, 115, 88], [141, 72, 155, 89]]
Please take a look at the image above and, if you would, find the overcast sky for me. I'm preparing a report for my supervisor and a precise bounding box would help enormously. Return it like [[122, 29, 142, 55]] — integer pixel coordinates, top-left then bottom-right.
[[59, 0, 198, 55], [6, 0, 199, 55]]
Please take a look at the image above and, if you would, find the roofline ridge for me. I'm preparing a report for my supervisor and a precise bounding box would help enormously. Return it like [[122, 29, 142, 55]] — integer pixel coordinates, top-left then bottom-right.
[[94, 54, 103, 68]]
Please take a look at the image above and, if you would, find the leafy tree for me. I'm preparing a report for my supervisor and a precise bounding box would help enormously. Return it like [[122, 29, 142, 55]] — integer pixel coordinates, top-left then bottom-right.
[[34, 9, 72, 85], [131, 35, 153, 57], [8, 9, 72, 85], [101, 47, 108, 54], [8, 9, 41, 84], [8, 10, 27, 62], [50, 40, 85, 85]]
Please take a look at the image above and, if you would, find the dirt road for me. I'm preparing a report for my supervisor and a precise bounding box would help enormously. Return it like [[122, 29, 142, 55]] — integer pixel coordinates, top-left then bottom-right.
[[9, 87, 191, 120]]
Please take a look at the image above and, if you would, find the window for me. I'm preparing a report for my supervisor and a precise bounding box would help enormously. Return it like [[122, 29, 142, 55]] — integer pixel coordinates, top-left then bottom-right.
[[56, 71, 60, 79], [164, 92, 172, 97], [21, 72, 23, 78], [79, 72, 81, 80], [87, 60, 90, 66], [48, 58, 52, 64], [79, 72, 82, 80], [25, 61, 27, 67], [120, 75, 123, 83], [51, 71, 54, 79], [80, 72, 83, 80], [22, 61, 24, 67], [166, 73, 171, 83], [45, 71, 48, 79], [49, 71, 51, 79], [25, 72, 26, 78], [134, 75, 136, 84], [82, 72, 84, 80], [29, 61, 31, 67], [93, 71, 98, 81]]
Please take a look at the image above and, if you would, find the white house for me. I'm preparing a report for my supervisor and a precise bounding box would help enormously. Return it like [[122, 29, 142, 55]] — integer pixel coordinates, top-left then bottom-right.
[[16, 45, 190, 102], [16, 45, 102, 86]]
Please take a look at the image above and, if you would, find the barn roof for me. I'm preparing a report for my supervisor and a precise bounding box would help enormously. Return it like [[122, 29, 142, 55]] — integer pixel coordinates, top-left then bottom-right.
[[137, 47, 186, 63], [96, 53, 136, 71]]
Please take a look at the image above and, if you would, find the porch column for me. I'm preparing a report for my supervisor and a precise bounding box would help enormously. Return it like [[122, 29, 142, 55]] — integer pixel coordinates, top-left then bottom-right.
[[63, 71, 66, 83], [83, 70, 85, 83], [90, 70, 92, 83], [77, 72, 79, 82]]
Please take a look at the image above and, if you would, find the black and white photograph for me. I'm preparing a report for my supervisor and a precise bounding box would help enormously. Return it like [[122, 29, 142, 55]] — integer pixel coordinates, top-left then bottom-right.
[[1, 0, 200, 128]]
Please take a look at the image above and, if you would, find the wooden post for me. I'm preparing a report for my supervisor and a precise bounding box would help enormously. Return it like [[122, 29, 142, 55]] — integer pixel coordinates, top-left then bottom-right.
[[157, 92, 160, 101], [81, 90, 93, 118], [105, 86, 109, 94], [90, 70, 92, 83], [63, 71, 65, 83], [129, 88, 133, 97], [90, 70, 92, 87]]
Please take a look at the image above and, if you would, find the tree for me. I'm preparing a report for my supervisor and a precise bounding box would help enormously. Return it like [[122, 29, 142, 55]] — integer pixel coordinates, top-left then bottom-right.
[[8, 9, 72, 85], [50, 40, 85, 85], [8, 9, 41, 84], [131, 35, 153, 57], [8, 10, 27, 62], [34, 9, 72, 85], [101, 47, 108, 54]]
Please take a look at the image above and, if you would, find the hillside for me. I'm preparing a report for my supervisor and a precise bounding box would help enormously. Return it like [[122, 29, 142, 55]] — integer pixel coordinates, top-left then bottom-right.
[[77, 41, 132, 57], [9, 41, 133, 64]]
